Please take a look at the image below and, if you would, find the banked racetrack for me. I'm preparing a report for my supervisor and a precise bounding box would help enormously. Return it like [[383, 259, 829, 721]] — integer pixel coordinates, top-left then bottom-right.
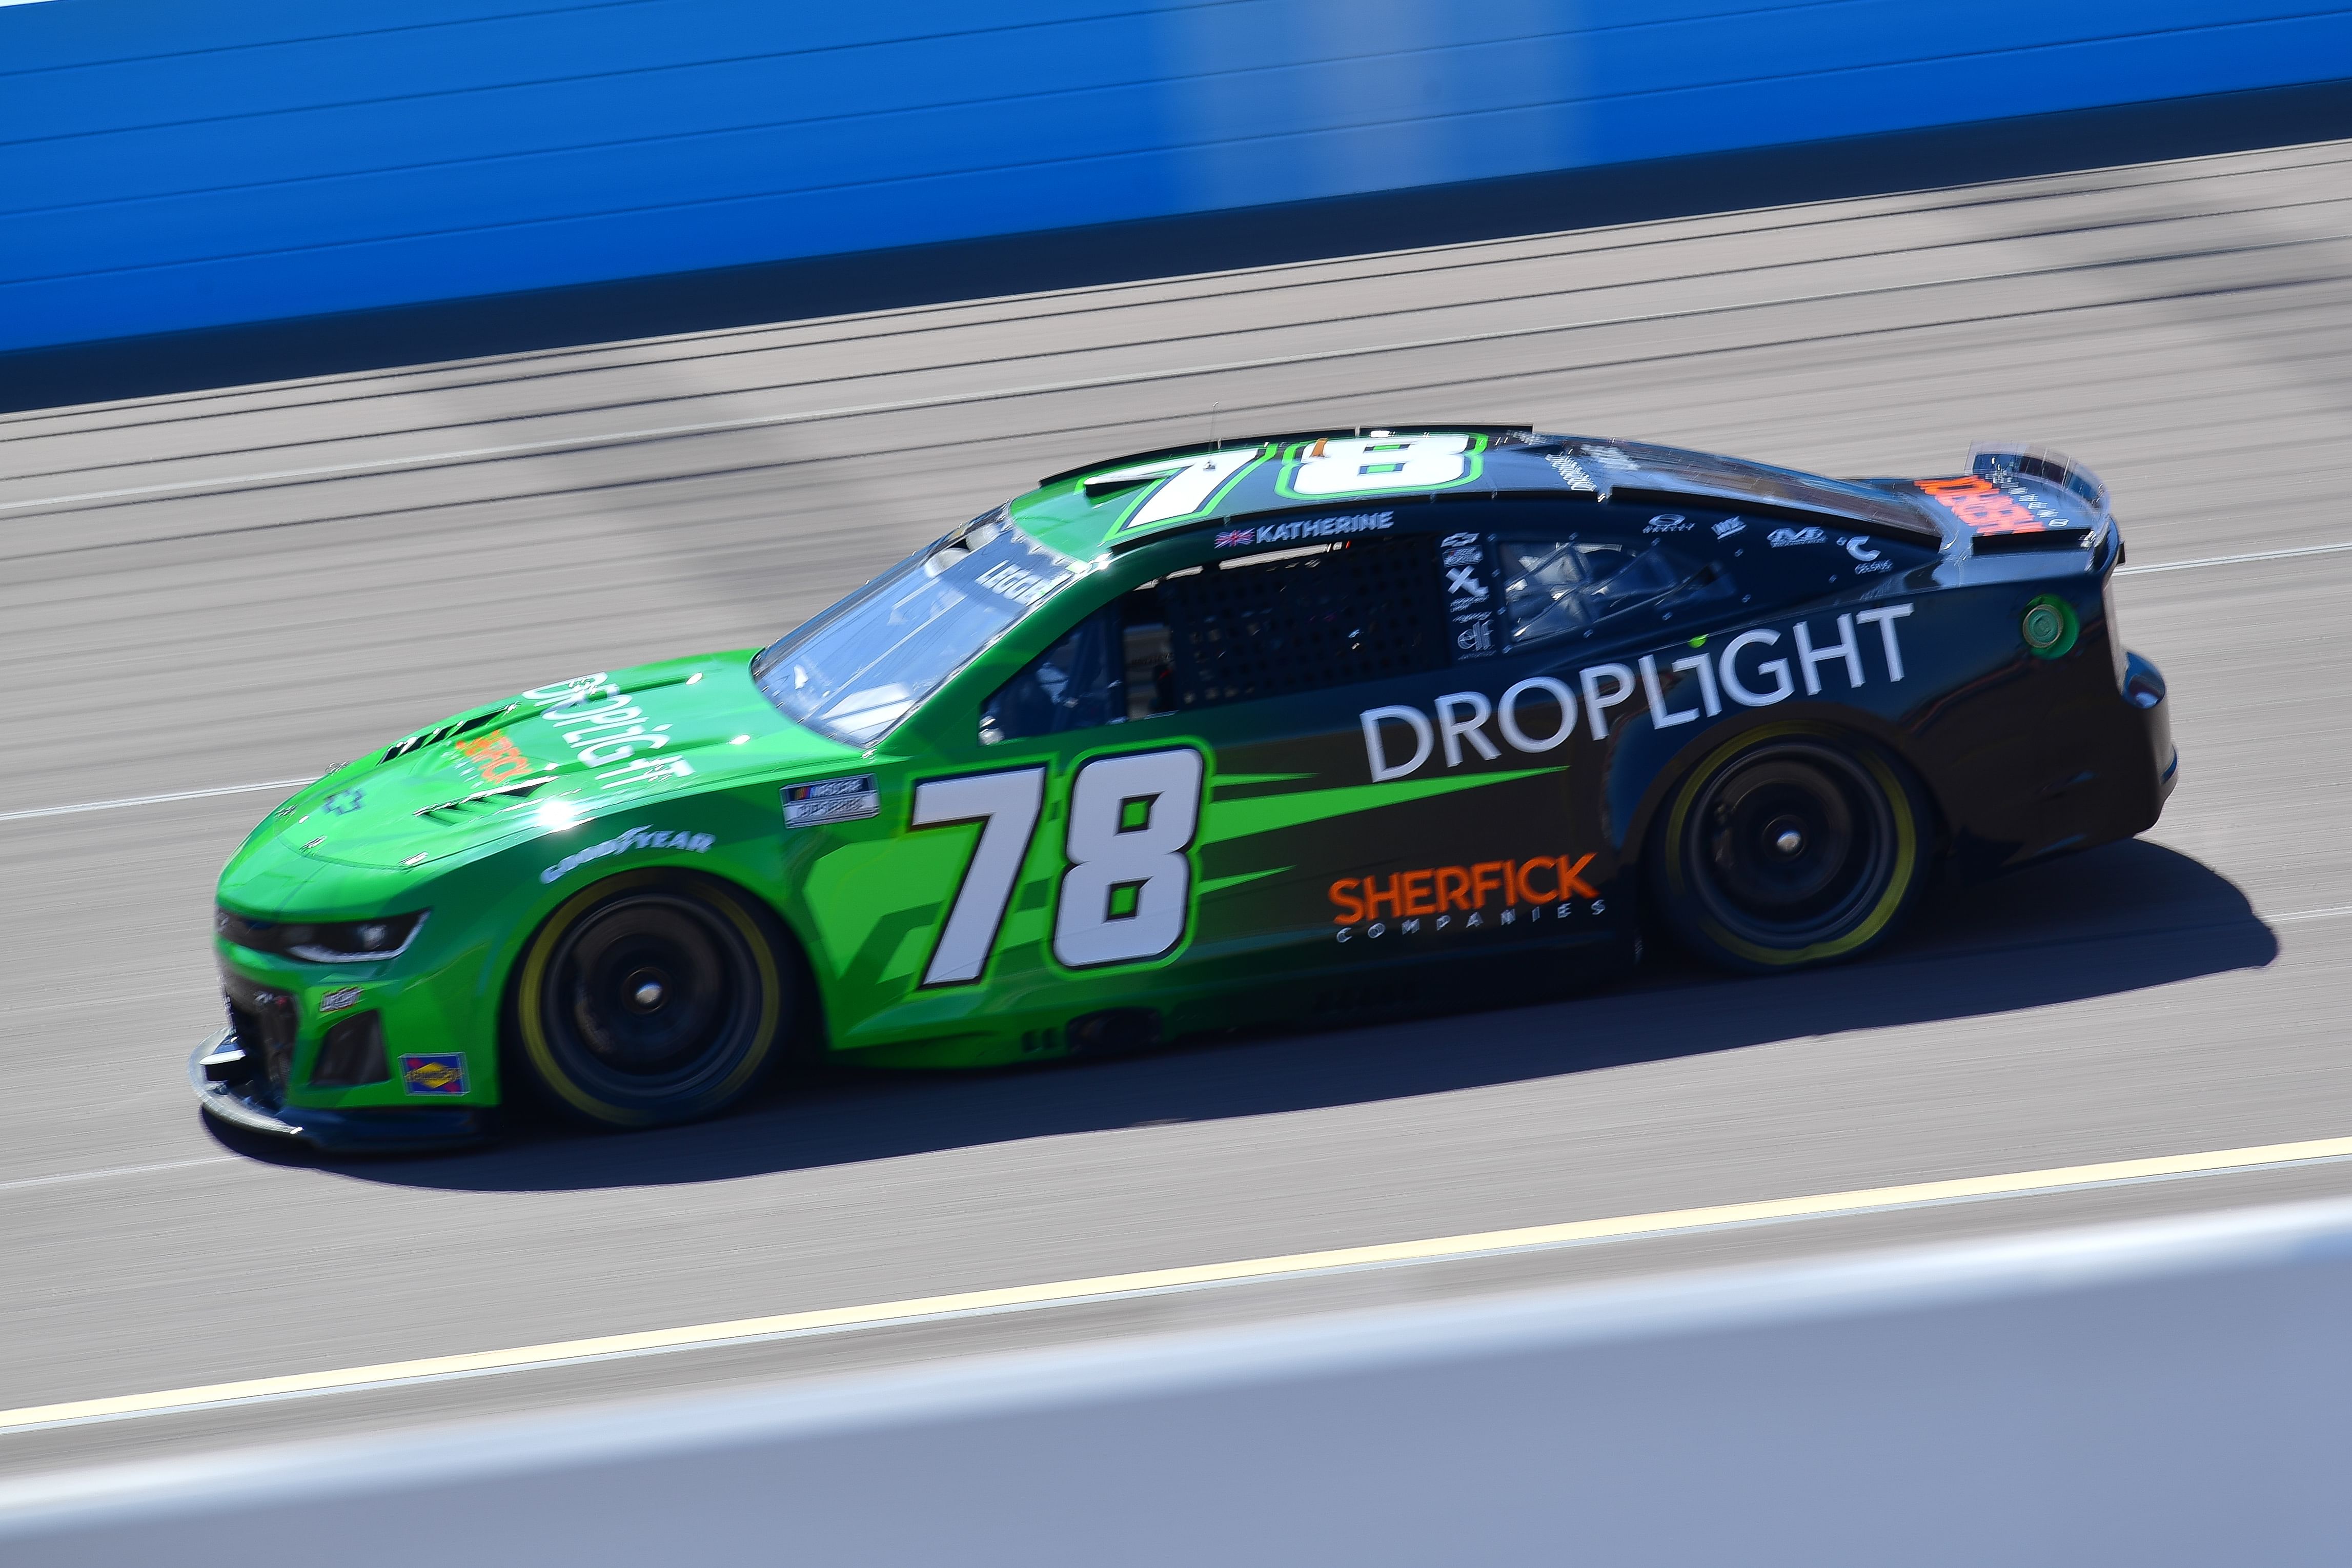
[[3, 137, 2351, 1472]]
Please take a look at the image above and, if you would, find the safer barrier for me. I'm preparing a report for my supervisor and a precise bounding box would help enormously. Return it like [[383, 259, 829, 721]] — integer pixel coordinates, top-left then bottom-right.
[[2, 1196, 2348, 1564], [5, 1, 2352, 354]]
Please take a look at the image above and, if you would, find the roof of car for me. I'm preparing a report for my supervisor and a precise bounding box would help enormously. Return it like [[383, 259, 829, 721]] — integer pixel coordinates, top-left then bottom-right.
[[1006, 428, 1945, 561]]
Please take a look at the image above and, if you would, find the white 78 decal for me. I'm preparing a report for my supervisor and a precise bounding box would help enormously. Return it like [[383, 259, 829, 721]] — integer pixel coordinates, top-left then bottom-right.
[[1085, 448, 1264, 536], [908, 769, 1044, 986], [910, 748, 1205, 986]]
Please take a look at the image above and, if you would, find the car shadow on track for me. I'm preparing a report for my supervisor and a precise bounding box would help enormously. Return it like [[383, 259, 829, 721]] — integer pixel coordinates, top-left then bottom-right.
[[248, 838, 2277, 1193]]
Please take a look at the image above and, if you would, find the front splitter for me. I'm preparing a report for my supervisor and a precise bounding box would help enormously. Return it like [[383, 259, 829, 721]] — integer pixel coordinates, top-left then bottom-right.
[[189, 1029, 495, 1154]]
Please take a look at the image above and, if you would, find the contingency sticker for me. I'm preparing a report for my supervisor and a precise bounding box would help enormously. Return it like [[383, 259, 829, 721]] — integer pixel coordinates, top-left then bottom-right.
[[784, 775, 880, 829], [400, 1053, 469, 1096]]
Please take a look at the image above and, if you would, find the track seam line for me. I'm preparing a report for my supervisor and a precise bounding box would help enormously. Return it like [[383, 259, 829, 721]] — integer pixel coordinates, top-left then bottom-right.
[[4, 235, 2340, 519], [8, 189, 2343, 478], [2114, 538, 2352, 575], [5, 1133, 2351, 1435], [0, 1158, 237, 1195], [0, 778, 317, 824], [7, 137, 2343, 444], [2, 268, 2338, 565]]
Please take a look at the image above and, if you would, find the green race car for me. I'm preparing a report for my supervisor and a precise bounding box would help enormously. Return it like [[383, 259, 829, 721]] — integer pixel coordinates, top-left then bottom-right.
[[195, 429, 2174, 1150]]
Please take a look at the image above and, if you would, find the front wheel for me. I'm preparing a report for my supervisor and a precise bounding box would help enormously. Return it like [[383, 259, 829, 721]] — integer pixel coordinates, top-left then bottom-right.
[[1652, 729, 1927, 973], [514, 871, 791, 1128]]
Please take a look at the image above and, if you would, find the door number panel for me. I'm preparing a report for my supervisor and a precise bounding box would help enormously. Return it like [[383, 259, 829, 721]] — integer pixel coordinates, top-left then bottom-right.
[[911, 747, 1204, 985]]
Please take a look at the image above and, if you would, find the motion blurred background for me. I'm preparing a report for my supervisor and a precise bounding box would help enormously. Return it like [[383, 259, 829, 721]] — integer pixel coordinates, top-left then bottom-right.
[[4, 3, 2352, 1561], [10, 0, 2352, 400]]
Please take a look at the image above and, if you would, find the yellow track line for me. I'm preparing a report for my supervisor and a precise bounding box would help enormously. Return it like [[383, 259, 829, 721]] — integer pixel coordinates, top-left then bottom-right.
[[7, 1132, 2350, 1436]]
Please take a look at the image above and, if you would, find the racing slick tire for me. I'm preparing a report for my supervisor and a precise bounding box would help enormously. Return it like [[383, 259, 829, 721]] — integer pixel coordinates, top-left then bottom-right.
[[1652, 726, 1928, 974], [513, 869, 793, 1128]]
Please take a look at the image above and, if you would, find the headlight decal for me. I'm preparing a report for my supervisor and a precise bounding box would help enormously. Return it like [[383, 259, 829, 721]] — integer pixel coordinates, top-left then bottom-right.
[[216, 907, 429, 964]]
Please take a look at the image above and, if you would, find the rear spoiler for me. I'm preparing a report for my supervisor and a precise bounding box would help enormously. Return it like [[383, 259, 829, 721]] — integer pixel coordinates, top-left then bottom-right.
[[1967, 442, 2110, 516]]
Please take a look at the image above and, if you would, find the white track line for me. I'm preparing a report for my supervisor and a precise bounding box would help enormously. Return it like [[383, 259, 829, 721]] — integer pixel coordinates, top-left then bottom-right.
[[6, 1131, 2352, 1435], [0, 778, 317, 824], [2116, 538, 2352, 576], [2271, 904, 2352, 924], [0, 1158, 237, 1195]]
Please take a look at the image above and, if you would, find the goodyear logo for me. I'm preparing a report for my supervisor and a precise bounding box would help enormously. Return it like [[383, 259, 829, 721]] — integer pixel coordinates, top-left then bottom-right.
[[400, 1053, 469, 1097]]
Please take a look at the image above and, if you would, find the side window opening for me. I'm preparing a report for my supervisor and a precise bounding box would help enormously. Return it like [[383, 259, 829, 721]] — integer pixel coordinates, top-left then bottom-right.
[[979, 534, 1446, 742], [1161, 535, 1446, 708], [981, 585, 1176, 745], [1497, 535, 1737, 651]]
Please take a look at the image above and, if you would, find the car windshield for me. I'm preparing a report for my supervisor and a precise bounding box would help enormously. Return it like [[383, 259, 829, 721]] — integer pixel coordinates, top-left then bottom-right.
[[752, 509, 1081, 746]]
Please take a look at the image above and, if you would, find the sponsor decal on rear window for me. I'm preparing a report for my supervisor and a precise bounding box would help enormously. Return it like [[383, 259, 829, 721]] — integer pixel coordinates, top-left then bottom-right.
[[784, 775, 880, 828], [1438, 530, 1502, 661], [1842, 536, 1890, 572], [1544, 453, 1599, 491]]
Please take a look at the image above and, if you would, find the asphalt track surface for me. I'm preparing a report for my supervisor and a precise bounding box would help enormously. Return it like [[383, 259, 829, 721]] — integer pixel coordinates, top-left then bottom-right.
[[4, 137, 2352, 1475]]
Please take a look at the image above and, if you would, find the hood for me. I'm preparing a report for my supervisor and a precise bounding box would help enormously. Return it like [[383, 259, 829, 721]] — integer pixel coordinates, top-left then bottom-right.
[[272, 653, 859, 871]]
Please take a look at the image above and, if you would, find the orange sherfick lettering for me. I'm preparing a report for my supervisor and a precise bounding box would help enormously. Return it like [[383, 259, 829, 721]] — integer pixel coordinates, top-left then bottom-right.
[[1331, 854, 1596, 923], [1557, 852, 1598, 899], [1400, 869, 1438, 917]]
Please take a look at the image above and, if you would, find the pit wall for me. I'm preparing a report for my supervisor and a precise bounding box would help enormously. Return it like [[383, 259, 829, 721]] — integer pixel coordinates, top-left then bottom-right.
[[5, 0, 2350, 353]]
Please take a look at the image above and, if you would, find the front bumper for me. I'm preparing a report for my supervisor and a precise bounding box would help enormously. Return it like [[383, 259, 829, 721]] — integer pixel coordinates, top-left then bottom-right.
[[190, 1028, 495, 1153]]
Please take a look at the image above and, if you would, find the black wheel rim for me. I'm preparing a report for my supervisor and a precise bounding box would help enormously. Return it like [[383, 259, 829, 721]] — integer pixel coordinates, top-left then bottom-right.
[[541, 891, 760, 1101], [1686, 742, 1897, 950]]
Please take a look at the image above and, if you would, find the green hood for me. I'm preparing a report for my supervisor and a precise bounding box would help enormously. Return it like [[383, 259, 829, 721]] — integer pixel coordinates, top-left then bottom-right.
[[269, 653, 858, 872]]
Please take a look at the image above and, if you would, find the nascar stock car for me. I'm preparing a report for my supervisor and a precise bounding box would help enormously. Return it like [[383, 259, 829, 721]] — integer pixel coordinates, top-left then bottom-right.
[[195, 428, 2174, 1150]]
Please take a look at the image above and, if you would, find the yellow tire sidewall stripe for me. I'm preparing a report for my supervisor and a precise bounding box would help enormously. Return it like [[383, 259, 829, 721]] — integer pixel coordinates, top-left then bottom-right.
[[1661, 722, 1920, 968], [518, 869, 783, 1126]]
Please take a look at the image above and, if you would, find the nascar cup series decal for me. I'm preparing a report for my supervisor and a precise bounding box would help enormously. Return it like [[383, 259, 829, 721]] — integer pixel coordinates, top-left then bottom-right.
[[784, 775, 879, 828], [540, 825, 716, 884], [1362, 606, 1913, 781]]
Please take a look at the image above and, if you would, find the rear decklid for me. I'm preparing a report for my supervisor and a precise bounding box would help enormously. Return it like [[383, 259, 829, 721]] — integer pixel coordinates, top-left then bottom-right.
[[1567, 438, 1947, 543], [1908, 443, 2112, 555]]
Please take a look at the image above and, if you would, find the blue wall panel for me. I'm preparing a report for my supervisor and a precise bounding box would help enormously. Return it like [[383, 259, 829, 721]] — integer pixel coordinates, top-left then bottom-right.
[[2, 0, 2347, 353]]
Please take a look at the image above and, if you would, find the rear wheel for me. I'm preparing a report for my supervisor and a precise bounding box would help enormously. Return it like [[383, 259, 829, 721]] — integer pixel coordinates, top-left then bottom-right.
[[1653, 729, 1926, 973], [514, 871, 789, 1128]]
